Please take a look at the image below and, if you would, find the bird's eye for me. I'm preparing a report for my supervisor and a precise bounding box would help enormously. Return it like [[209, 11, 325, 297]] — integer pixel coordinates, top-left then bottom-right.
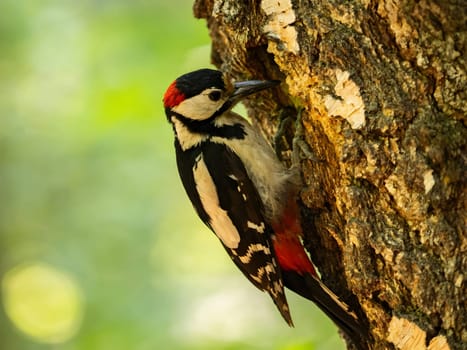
[[208, 90, 222, 101]]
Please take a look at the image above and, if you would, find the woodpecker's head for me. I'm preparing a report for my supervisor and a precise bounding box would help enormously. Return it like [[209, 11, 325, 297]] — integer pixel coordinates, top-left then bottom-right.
[[163, 69, 279, 122]]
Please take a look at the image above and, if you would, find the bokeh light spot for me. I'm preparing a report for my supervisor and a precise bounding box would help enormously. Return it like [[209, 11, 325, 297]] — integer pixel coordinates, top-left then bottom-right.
[[2, 262, 84, 344]]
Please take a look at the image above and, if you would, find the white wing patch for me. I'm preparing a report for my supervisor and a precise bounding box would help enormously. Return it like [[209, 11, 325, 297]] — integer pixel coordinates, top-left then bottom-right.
[[193, 155, 241, 249]]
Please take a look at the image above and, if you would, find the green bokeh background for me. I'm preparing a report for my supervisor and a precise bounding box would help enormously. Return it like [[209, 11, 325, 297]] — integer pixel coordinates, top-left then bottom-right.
[[0, 1, 345, 349]]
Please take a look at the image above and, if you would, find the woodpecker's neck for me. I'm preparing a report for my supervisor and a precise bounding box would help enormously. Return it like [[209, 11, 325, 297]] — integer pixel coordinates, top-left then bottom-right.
[[169, 111, 246, 151]]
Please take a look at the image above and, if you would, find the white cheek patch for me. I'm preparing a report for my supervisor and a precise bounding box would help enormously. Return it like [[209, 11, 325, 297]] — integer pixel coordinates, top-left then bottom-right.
[[193, 155, 240, 249], [172, 90, 226, 121]]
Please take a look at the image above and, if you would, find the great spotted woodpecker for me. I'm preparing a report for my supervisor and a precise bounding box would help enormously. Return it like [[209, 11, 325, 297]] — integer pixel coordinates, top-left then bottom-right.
[[163, 69, 362, 343]]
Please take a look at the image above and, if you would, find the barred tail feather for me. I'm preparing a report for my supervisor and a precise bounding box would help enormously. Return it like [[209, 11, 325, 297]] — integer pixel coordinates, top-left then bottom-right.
[[268, 285, 294, 327], [282, 270, 363, 346]]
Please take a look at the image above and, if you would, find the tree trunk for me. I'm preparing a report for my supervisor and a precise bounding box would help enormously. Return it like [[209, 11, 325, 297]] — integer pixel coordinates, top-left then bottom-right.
[[193, 1, 466, 349]]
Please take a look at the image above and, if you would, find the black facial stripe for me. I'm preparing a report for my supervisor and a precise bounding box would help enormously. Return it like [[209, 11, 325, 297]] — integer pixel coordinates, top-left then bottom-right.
[[171, 111, 246, 140], [211, 99, 234, 119]]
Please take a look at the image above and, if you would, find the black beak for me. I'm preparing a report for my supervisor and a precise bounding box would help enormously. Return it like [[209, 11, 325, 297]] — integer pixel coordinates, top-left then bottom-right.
[[229, 79, 280, 102]]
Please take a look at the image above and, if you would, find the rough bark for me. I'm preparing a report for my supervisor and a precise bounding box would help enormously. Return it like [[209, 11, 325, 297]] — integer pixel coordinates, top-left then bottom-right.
[[193, 1, 466, 349]]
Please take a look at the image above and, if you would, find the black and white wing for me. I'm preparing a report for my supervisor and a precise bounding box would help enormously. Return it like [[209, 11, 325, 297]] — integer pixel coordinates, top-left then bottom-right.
[[174, 140, 292, 325]]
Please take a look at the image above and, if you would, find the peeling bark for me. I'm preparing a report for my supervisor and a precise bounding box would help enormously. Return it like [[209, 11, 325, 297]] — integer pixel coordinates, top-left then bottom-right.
[[193, 1, 466, 349]]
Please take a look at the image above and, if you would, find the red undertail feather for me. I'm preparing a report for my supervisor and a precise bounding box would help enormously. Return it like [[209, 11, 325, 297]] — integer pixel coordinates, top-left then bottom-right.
[[273, 198, 363, 347], [272, 198, 316, 276], [273, 233, 316, 275]]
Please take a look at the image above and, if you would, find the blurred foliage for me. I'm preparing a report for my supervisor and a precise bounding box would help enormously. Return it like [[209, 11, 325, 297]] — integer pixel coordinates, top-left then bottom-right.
[[0, 0, 345, 349]]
